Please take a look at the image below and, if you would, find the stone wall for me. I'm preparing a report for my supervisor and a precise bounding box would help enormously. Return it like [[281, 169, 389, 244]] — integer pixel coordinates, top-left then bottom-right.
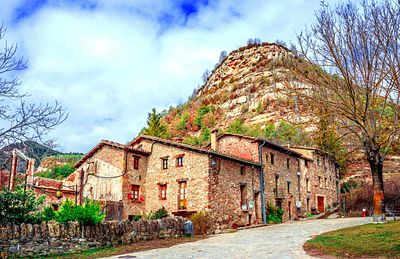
[[0, 217, 184, 258], [139, 139, 210, 216], [208, 156, 261, 231]]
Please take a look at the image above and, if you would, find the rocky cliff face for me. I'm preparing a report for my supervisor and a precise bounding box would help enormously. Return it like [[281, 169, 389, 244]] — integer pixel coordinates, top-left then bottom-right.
[[163, 43, 315, 140], [195, 43, 313, 127]]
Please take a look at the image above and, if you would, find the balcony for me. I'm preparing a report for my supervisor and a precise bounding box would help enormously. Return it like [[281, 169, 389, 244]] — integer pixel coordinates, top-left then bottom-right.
[[178, 199, 187, 210]]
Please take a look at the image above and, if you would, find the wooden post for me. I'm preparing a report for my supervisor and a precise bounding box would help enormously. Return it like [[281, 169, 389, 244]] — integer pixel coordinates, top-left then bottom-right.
[[9, 150, 18, 191]]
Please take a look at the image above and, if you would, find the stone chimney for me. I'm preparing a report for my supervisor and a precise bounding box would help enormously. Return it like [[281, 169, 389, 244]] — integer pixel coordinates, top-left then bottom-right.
[[211, 128, 219, 151]]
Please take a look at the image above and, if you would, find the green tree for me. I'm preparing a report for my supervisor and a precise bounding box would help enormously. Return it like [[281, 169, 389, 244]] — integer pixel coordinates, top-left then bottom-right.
[[141, 108, 169, 138], [0, 188, 45, 224], [227, 118, 246, 134]]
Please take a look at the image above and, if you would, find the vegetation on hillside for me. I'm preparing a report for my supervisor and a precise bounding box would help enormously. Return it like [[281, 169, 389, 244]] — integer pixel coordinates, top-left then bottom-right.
[[35, 154, 83, 180]]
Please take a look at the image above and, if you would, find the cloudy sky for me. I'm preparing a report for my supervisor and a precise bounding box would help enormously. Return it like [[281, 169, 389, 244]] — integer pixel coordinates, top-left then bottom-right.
[[0, 0, 342, 153]]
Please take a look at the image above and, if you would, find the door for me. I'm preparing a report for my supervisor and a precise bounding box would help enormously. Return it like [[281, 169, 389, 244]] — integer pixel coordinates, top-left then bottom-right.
[[317, 196, 325, 212]]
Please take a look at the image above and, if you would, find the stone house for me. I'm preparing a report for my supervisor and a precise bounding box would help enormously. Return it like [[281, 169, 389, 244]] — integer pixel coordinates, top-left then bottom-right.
[[73, 136, 261, 230], [62, 131, 339, 229], [210, 131, 339, 221], [288, 146, 340, 213]]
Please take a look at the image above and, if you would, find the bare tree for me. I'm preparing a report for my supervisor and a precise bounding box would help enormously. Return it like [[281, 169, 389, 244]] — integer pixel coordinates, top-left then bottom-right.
[[293, 0, 400, 222], [0, 24, 67, 149]]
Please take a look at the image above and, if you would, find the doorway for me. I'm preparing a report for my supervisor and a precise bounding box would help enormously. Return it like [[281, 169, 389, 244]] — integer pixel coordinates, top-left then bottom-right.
[[317, 196, 325, 213]]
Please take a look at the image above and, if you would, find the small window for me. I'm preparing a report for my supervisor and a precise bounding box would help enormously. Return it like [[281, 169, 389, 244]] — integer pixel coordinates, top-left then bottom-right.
[[270, 153, 275, 165], [287, 181, 291, 193], [306, 178, 310, 192], [240, 165, 246, 175], [133, 156, 140, 170], [129, 185, 140, 202], [162, 158, 168, 169], [286, 158, 290, 169], [305, 160, 309, 169], [176, 157, 183, 167], [318, 176, 322, 188], [159, 184, 167, 200]]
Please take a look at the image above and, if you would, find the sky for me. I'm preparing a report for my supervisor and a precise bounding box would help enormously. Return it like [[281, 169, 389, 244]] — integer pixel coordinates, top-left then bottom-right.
[[0, 0, 343, 153]]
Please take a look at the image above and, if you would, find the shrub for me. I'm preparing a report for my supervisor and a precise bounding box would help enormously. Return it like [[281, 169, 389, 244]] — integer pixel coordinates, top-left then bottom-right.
[[0, 188, 45, 225], [266, 203, 283, 224], [55, 199, 105, 225], [177, 113, 190, 131], [189, 210, 212, 235], [146, 207, 168, 220]]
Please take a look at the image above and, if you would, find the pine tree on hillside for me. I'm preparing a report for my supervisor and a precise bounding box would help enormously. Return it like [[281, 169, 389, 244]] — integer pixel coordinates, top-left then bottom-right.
[[140, 108, 169, 138]]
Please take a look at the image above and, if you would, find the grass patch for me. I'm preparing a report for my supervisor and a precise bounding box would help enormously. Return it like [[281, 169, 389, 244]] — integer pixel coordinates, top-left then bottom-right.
[[50, 236, 207, 258], [304, 220, 400, 258]]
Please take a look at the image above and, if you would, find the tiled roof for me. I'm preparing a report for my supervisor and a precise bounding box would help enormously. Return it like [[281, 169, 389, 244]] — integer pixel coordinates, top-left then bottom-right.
[[130, 135, 261, 167], [74, 140, 150, 168]]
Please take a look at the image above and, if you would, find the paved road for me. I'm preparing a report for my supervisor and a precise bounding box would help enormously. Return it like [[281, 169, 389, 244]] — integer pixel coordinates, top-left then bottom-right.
[[107, 217, 371, 259]]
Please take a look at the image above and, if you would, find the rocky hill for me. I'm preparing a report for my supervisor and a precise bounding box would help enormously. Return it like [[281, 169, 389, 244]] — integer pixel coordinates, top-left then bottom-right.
[[159, 42, 399, 179], [162, 42, 315, 144]]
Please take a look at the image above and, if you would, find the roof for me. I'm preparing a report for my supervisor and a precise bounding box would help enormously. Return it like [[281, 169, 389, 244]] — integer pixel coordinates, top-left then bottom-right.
[[74, 139, 150, 168], [214, 132, 308, 159], [130, 135, 261, 167], [288, 145, 337, 161]]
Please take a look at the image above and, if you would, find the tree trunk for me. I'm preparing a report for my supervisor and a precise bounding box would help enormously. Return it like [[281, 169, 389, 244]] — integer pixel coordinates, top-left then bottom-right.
[[366, 151, 386, 223]]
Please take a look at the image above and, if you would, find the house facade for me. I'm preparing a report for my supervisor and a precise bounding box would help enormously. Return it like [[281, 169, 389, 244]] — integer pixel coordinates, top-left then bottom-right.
[[53, 131, 339, 230]]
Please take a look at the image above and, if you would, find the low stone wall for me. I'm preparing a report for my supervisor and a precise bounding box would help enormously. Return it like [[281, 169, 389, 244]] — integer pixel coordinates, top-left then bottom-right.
[[0, 217, 185, 258]]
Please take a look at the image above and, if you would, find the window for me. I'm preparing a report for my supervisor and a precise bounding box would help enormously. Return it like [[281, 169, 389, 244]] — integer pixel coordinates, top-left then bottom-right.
[[325, 178, 327, 189], [305, 160, 309, 169], [162, 158, 168, 169], [129, 185, 140, 202], [176, 156, 183, 167], [287, 181, 291, 193], [306, 178, 310, 192], [178, 181, 187, 210], [240, 184, 247, 210], [133, 156, 140, 170], [318, 176, 322, 188], [159, 184, 167, 200], [317, 157, 320, 166], [275, 174, 279, 197], [240, 165, 246, 175], [286, 158, 290, 169], [270, 153, 275, 165]]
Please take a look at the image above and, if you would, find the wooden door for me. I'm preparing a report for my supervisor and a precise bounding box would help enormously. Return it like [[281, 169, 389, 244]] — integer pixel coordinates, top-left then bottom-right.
[[317, 196, 325, 212]]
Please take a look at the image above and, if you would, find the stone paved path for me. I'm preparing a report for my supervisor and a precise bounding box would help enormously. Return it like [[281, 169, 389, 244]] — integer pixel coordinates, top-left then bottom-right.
[[107, 217, 371, 259]]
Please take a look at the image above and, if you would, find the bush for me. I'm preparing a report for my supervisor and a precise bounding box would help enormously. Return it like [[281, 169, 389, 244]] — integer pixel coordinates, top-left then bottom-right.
[[0, 188, 45, 225], [146, 207, 168, 220], [266, 203, 283, 224], [189, 210, 212, 235], [55, 199, 105, 225]]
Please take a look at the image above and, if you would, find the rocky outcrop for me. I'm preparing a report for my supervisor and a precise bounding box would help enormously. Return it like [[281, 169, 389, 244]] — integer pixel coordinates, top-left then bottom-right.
[[194, 43, 314, 129], [0, 217, 185, 258]]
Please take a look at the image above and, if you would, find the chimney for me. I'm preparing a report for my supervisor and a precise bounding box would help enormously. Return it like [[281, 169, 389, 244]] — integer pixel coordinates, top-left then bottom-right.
[[211, 128, 219, 151]]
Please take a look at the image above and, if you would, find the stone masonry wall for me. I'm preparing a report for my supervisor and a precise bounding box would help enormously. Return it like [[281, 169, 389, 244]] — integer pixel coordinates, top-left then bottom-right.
[[140, 140, 210, 216], [122, 152, 149, 218], [262, 145, 301, 222], [0, 217, 184, 258], [209, 156, 261, 231], [79, 146, 125, 202]]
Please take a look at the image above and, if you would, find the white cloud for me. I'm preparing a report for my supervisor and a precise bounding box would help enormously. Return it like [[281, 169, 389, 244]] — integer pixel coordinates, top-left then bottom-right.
[[0, 0, 343, 152]]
